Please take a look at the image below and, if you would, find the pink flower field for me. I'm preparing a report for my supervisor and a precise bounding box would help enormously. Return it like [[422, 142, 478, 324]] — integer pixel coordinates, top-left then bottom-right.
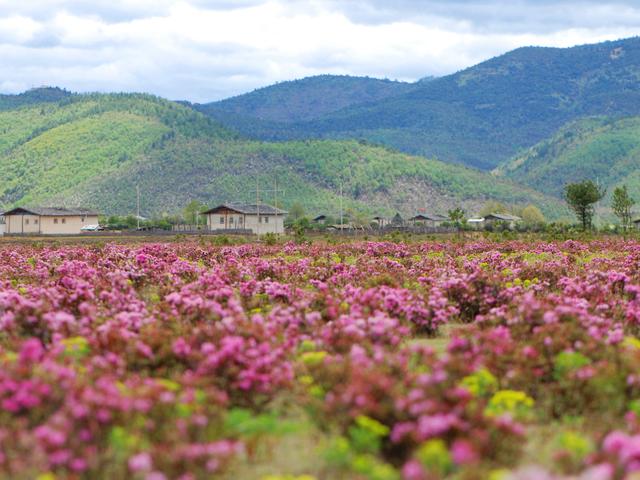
[[2, 239, 640, 479]]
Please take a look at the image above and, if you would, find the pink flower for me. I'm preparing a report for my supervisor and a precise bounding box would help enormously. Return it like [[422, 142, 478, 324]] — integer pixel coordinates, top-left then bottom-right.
[[129, 452, 153, 472]]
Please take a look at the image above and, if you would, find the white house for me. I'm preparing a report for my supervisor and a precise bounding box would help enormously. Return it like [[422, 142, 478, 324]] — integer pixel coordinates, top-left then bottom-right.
[[2, 207, 99, 235], [201, 203, 287, 235], [0, 216, 5, 236]]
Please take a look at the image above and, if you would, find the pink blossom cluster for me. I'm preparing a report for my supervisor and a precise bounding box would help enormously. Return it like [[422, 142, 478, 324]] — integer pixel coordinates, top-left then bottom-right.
[[0, 239, 639, 477]]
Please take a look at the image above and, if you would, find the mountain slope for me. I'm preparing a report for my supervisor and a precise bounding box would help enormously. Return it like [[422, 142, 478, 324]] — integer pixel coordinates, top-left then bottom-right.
[[0, 87, 71, 111], [495, 116, 640, 207], [193, 75, 418, 124], [0, 93, 566, 219], [198, 37, 640, 170]]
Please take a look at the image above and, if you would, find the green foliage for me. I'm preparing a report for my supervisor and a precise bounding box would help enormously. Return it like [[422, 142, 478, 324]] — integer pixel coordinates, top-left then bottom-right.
[[612, 185, 636, 228], [224, 408, 297, 439], [415, 439, 453, 477], [287, 202, 305, 221], [348, 416, 390, 454], [460, 368, 498, 397], [183, 199, 207, 224], [520, 204, 546, 225], [485, 390, 535, 420], [564, 180, 606, 230], [553, 431, 594, 471], [554, 351, 591, 380]]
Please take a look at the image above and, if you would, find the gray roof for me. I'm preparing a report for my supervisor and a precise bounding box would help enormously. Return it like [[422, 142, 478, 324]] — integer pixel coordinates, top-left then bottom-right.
[[1, 206, 99, 217], [202, 203, 288, 215], [484, 213, 521, 221], [410, 213, 448, 221]]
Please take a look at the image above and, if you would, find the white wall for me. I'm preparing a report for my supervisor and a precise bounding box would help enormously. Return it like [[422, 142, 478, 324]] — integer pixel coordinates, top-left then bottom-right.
[[206, 213, 285, 234], [5, 214, 99, 235]]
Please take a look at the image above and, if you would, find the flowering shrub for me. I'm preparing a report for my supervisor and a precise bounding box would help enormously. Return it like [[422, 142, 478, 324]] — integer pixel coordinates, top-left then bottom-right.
[[1, 239, 640, 477]]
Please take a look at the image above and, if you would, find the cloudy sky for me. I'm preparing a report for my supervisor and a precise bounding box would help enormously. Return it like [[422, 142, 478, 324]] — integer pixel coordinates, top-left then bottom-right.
[[0, 0, 639, 102]]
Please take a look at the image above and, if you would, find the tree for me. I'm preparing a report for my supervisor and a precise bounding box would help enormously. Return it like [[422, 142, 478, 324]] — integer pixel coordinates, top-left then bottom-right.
[[612, 185, 635, 229], [564, 180, 605, 231], [183, 200, 206, 225], [287, 202, 305, 221], [479, 201, 508, 217], [520, 205, 546, 225], [448, 207, 466, 237]]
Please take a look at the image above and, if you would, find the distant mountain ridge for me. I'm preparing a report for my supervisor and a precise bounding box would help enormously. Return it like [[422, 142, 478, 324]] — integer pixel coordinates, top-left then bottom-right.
[[190, 75, 419, 135], [195, 37, 640, 171], [0, 86, 71, 111]]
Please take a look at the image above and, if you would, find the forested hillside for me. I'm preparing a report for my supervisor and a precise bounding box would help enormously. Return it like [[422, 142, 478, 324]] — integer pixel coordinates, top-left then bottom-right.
[[0, 93, 565, 218], [197, 37, 640, 170], [495, 116, 640, 207], [193, 75, 417, 123]]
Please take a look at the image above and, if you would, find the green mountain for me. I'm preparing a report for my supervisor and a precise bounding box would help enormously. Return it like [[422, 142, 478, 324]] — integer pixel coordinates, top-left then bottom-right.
[[0, 93, 565, 219], [0, 87, 71, 111], [495, 116, 640, 209], [196, 37, 640, 171], [192, 75, 417, 126]]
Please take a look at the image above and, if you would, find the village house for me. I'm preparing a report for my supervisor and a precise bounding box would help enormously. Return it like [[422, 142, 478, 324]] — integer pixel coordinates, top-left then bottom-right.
[[372, 216, 388, 228], [313, 214, 329, 225], [408, 213, 448, 227], [2, 207, 99, 235], [483, 213, 522, 229], [634, 218, 640, 230], [0, 216, 4, 236], [201, 203, 287, 235]]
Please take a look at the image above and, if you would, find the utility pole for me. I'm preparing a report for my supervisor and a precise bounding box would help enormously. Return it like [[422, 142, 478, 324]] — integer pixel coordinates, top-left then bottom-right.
[[260, 183, 286, 235], [136, 185, 140, 230], [596, 176, 601, 229], [274, 178, 278, 235], [339, 181, 343, 232], [256, 177, 260, 236]]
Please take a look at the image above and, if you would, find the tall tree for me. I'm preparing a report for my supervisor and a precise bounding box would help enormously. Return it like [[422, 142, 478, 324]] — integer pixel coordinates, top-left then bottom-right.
[[612, 185, 636, 229], [183, 200, 206, 225], [520, 205, 546, 225], [564, 180, 605, 231], [287, 202, 305, 221], [448, 207, 466, 237], [479, 200, 509, 217]]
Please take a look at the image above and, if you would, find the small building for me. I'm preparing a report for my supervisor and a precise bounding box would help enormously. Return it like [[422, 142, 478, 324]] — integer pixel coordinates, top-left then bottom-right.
[[2, 207, 100, 235], [390, 213, 404, 227], [483, 213, 522, 229], [201, 203, 287, 235], [372, 216, 388, 228], [313, 215, 328, 225], [0, 216, 4, 236], [409, 213, 448, 227], [634, 218, 640, 230], [467, 217, 485, 229]]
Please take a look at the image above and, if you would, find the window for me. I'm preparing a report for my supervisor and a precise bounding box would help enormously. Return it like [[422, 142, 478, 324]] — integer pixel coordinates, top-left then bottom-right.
[[62, 218, 66, 224], [25, 219, 29, 225], [81, 216, 86, 222], [238, 217, 243, 225], [34, 219, 38, 225], [219, 216, 225, 224], [54, 218, 58, 224], [264, 216, 269, 223], [229, 217, 234, 224]]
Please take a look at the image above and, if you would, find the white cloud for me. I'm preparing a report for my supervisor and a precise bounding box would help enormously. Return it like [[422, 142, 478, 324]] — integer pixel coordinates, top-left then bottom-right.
[[0, 0, 638, 101]]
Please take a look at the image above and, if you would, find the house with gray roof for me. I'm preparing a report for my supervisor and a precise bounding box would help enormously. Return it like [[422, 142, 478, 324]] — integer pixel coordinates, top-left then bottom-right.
[[409, 213, 448, 227], [1, 207, 99, 235], [483, 213, 522, 229], [201, 203, 288, 235]]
